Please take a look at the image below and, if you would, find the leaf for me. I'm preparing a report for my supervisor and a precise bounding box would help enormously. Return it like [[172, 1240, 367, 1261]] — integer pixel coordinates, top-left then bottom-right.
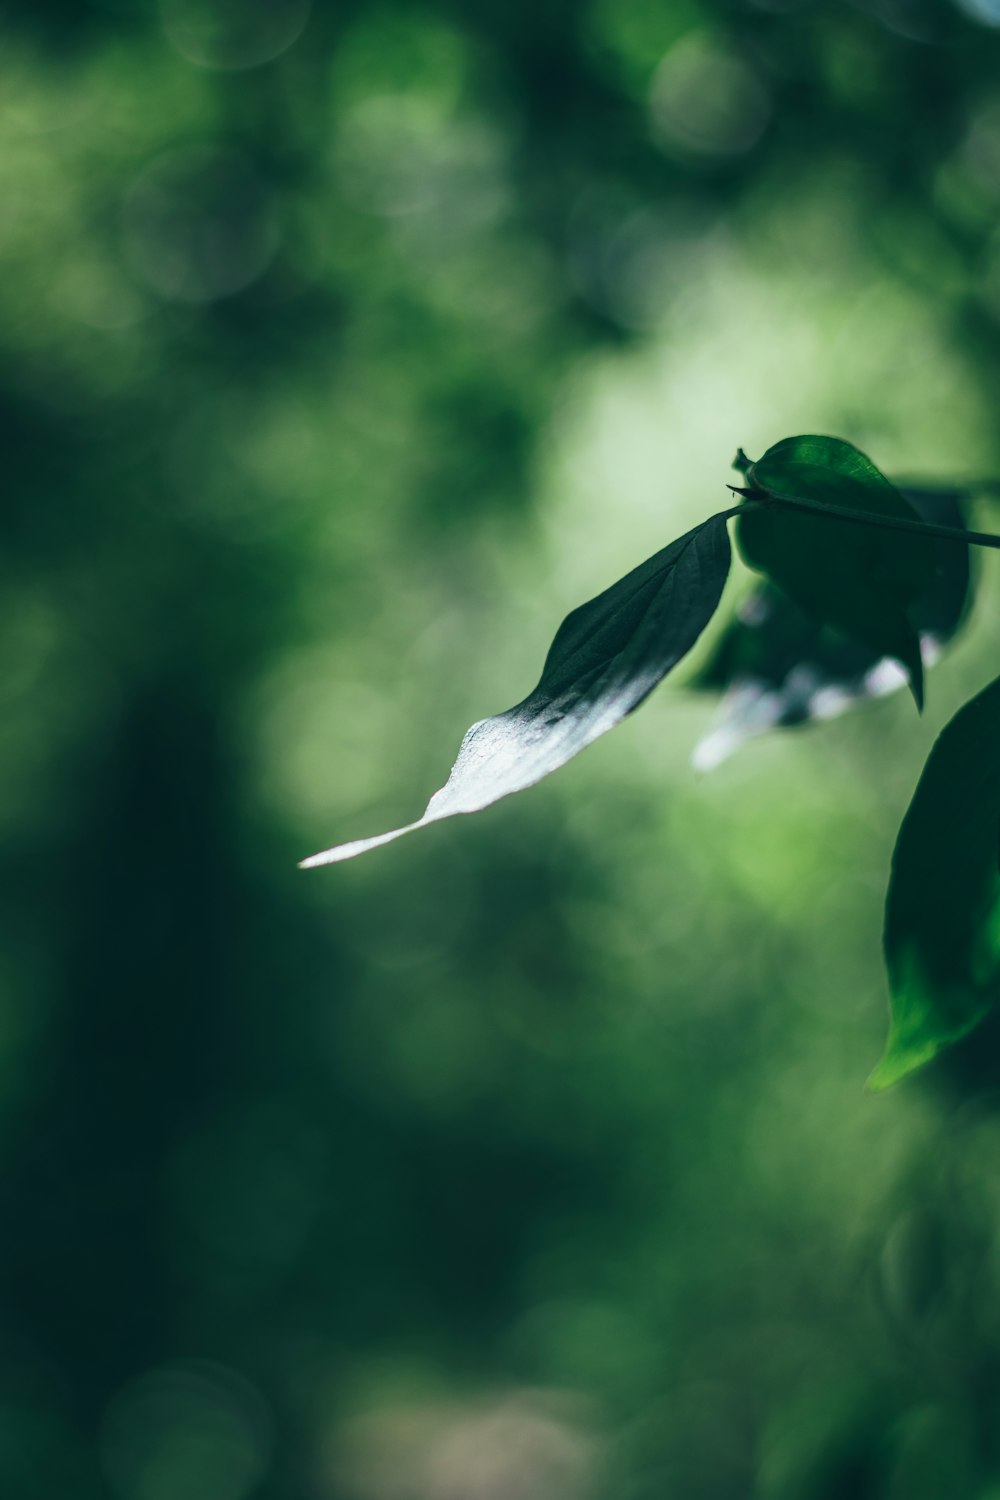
[[738, 436, 937, 709], [897, 487, 976, 639], [693, 487, 972, 768], [873, 674, 1000, 1089], [300, 511, 733, 867]]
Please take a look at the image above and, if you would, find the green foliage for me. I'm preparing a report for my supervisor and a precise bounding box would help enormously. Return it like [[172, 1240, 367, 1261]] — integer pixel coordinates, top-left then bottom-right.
[[301, 513, 733, 865], [737, 436, 935, 709], [16, 5, 1000, 1492], [876, 675, 1000, 1088], [314, 434, 1000, 1090], [692, 486, 972, 766]]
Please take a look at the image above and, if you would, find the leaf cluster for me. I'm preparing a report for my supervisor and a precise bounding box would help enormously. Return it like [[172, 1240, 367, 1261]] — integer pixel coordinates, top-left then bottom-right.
[[301, 436, 1000, 1090]]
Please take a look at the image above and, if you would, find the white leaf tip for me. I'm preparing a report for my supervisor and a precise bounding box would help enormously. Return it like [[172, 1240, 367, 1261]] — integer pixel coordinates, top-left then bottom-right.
[[298, 850, 335, 869]]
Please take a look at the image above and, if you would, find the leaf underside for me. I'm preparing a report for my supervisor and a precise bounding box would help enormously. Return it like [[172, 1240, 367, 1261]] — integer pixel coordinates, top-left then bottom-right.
[[301, 511, 733, 867], [694, 487, 972, 768], [738, 436, 937, 710], [874, 674, 1000, 1089]]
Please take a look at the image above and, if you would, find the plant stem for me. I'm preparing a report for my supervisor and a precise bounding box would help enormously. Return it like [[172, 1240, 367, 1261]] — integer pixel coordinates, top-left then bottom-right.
[[729, 486, 1000, 551]]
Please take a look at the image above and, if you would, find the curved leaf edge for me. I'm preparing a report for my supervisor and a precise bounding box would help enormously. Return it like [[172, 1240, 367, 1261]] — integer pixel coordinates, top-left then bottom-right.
[[867, 999, 991, 1092], [300, 508, 737, 868], [739, 436, 932, 711], [872, 671, 1000, 1090]]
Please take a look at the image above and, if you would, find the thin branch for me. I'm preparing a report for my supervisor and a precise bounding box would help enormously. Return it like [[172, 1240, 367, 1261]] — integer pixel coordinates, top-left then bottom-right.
[[728, 486, 1000, 551]]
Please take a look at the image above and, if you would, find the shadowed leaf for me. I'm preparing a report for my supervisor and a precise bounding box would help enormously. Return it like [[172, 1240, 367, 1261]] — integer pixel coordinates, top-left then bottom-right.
[[694, 488, 972, 768], [301, 511, 733, 867], [873, 674, 1000, 1089], [738, 436, 936, 709]]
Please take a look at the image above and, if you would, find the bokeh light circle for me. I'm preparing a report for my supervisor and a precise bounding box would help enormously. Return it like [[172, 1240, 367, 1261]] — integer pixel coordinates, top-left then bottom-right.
[[160, 0, 311, 71], [100, 1362, 271, 1500], [650, 35, 770, 158], [123, 145, 279, 304]]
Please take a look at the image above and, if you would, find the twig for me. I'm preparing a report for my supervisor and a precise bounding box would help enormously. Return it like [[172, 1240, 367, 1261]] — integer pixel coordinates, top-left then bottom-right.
[[727, 486, 1000, 551]]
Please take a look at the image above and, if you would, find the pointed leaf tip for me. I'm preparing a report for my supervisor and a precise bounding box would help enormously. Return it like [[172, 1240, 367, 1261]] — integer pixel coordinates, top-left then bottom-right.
[[866, 1030, 939, 1092], [301, 511, 734, 866], [299, 824, 419, 867]]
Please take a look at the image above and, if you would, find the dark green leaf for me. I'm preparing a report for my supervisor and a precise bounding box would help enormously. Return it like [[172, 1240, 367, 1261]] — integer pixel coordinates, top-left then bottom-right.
[[738, 436, 937, 709], [899, 486, 976, 640], [694, 488, 972, 767], [874, 674, 1000, 1089], [300, 512, 733, 867]]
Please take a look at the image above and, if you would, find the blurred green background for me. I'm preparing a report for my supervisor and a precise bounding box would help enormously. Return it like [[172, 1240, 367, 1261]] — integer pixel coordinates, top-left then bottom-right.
[[7, 0, 1000, 1496]]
